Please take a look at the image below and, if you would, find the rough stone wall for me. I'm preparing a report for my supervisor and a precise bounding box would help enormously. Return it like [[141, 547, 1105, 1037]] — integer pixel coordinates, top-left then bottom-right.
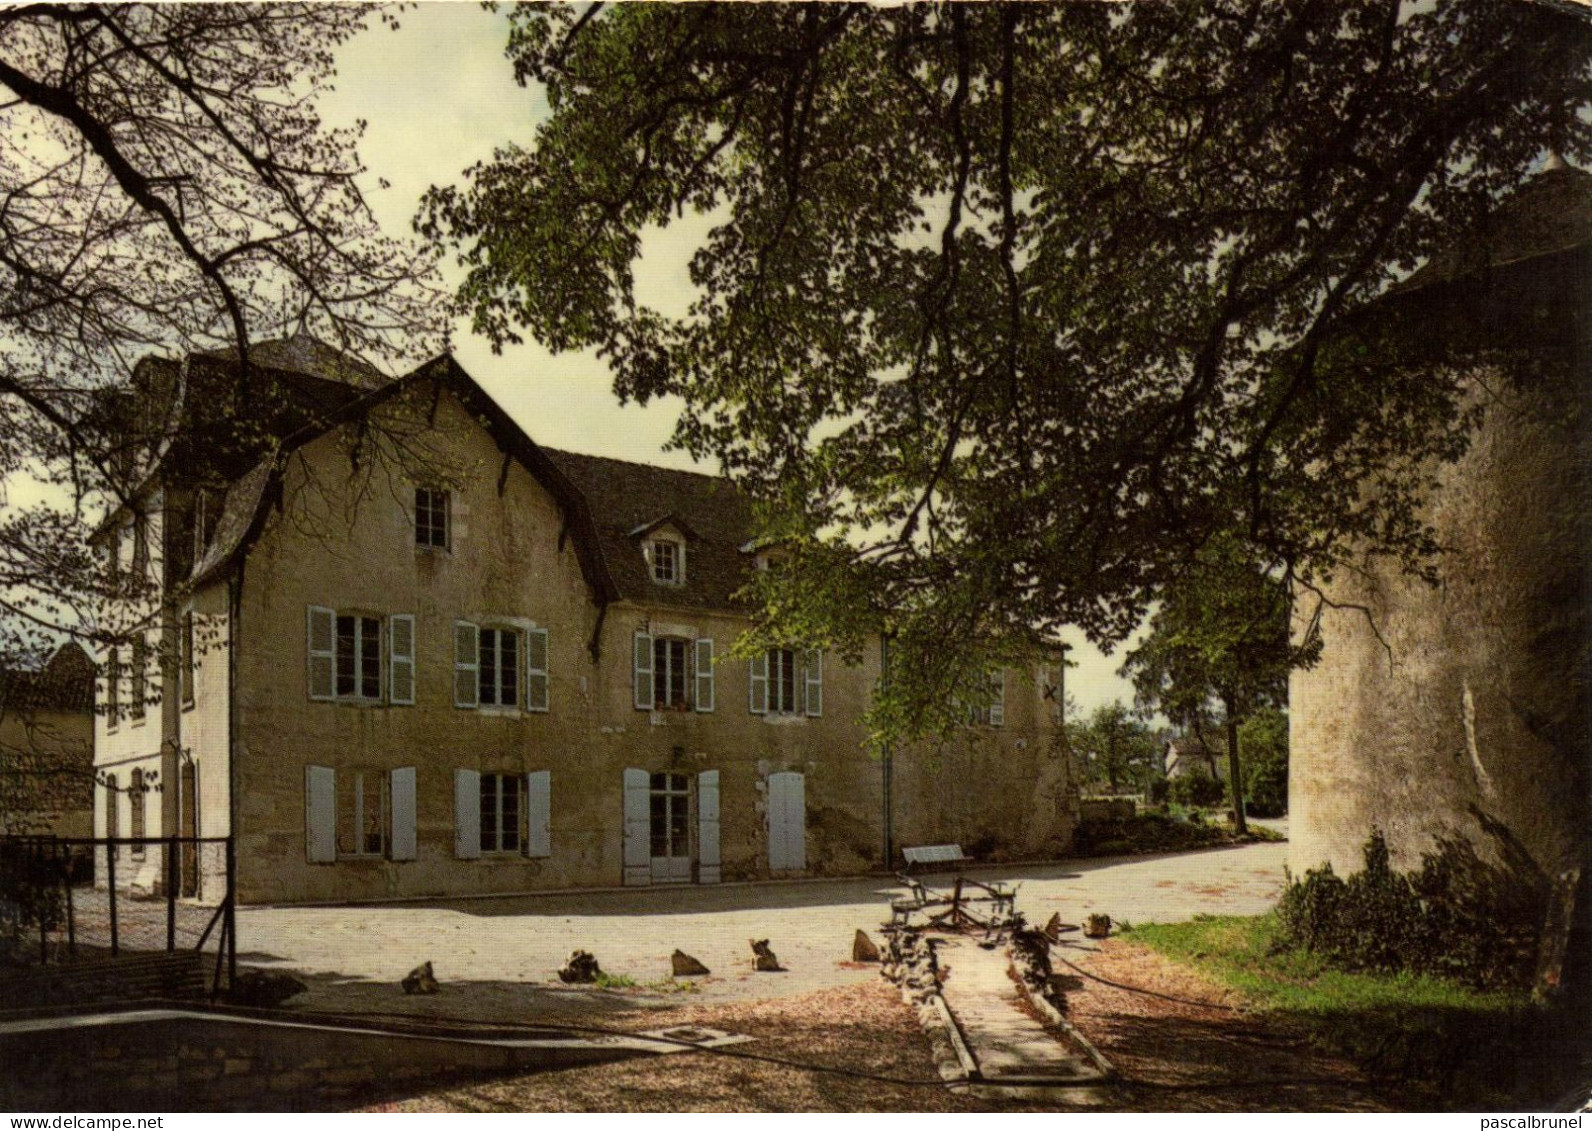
[[220, 382, 1075, 903], [0, 707, 93, 836], [1290, 367, 1589, 892]]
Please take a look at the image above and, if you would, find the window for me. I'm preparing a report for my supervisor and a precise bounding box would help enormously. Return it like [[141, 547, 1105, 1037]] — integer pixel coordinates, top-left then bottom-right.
[[336, 614, 382, 701], [415, 488, 449, 549], [180, 612, 195, 707], [106, 647, 120, 729], [649, 772, 691, 861], [480, 772, 523, 853], [749, 648, 822, 716], [193, 486, 219, 561], [130, 637, 147, 722], [479, 627, 519, 707], [650, 538, 681, 584], [337, 769, 389, 858], [967, 670, 1006, 727], [653, 637, 689, 709], [129, 769, 146, 858], [104, 773, 118, 858]]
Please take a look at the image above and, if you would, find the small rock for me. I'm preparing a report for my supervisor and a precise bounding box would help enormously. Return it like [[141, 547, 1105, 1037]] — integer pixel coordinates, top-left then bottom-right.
[[1084, 913, 1112, 939], [671, 949, 710, 977], [558, 949, 602, 984], [228, 970, 307, 1008], [852, 929, 881, 963], [402, 961, 439, 995], [749, 938, 783, 972]]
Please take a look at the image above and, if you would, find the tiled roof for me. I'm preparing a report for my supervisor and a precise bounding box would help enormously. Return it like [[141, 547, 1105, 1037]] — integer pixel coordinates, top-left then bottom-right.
[[541, 448, 755, 613], [0, 642, 95, 713], [196, 330, 387, 390]]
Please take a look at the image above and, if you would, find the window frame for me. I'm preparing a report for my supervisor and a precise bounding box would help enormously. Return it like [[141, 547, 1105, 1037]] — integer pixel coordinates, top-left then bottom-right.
[[649, 537, 683, 585], [414, 487, 450, 551], [334, 612, 384, 703], [477, 625, 521, 709], [336, 768, 391, 859], [768, 647, 799, 715], [129, 636, 148, 724], [129, 768, 146, 859], [479, 771, 524, 854], [180, 611, 196, 709], [106, 646, 120, 731], [652, 636, 690, 710]]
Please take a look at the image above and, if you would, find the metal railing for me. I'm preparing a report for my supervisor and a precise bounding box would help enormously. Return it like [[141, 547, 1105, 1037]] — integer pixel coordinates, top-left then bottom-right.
[[0, 834, 236, 993]]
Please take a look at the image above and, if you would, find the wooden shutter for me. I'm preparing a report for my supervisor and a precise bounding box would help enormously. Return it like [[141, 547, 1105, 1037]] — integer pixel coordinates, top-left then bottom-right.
[[694, 637, 715, 713], [305, 765, 336, 863], [307, 606, 335, 701], [767, 771, 807, 871], [697, 770, 721, 884], [526, 628, 549, 712], [390, 766, 417, 861], [748, 650, 768, 715], [525, 770, 551, 857], [389, 615, 416, 705], [633, 630, 654, 710], [989, 669, 1005, 727], [804, 649, 823, 718], [453, 621, 479, 708], [454, 769, 481, 859], [622, 767, 651, 886]]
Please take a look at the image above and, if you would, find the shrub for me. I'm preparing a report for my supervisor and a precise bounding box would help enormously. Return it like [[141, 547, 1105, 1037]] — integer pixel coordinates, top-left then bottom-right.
[[1145, 777, 1170, 805], [1169, 771, 1225, 809], [0, 842, 66, 966], [1277, 827, 1549, 990], [1245, 754, 1288, 817]]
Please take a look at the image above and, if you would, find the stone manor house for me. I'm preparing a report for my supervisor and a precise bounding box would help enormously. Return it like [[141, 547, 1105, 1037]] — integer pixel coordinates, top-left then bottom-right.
[[92, 337, 1075, 904]]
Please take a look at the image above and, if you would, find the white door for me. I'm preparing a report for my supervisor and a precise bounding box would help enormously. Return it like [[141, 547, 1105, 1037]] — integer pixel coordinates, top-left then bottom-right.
[[767, 771, 806, 872], [649, 771, 693, 884]]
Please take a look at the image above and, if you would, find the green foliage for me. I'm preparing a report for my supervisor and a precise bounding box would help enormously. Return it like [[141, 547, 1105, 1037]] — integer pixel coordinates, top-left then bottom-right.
[[592, 972, 638, 990], [0, 842, 65, 966], [1277, 829, 1550, 990], [422, 1, 1590, 748], [1240, 707, 1290, 817], [1073, 810, 1244, 857], [1168, 771, 1226, 809], [1066, 702, 1160, 792], [1126, 912, 1577, 1107]]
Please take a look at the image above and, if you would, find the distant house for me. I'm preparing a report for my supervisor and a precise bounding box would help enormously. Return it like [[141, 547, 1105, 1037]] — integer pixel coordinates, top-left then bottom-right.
[[1290, 164, 1590, 979], [92, 337, 1077, 904], [1163, 739, 1226, 782], [0, 642, 96, 837]]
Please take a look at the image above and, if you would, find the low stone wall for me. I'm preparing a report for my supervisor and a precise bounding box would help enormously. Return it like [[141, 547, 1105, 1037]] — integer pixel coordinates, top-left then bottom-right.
[[1078, 798, 1135, 825]]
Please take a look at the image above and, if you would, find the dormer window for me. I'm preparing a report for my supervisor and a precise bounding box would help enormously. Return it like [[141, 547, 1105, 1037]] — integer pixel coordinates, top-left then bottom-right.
[[415, 487, 449, 549], [650, 538, 682, 585]]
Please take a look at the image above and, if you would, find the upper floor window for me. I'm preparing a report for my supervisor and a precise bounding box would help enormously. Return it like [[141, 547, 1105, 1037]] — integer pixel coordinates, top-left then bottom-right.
[[180, 611, 196, 708], [337, 614, 382, 701], [454, 621, 549, 712], [129, 637, 148, 723], [415, 488, 450, 550], [650, 538, 681, 584], [307, 607, 415, 705], [748, 648, 822, 717], [967, 670, 1006, 727], [106, 646, 120, 729], [632, 630, 714, 712], [653, 637, 689, 710], [479, 626, 519, 707]]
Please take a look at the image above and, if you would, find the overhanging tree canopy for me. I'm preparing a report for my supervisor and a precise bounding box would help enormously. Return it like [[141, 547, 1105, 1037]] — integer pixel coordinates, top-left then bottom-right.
[[423, 0, 1590, 740]]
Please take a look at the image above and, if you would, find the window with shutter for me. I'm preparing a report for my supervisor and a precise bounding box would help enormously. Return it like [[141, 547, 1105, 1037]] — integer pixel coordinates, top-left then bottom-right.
[[748, 649, 768, 714], [767, 648, 798, 714], [336, 768, 390, 857], [478, 627, 519, 707], [633, 629, 654, 710], [526, 628, 549, 712], [129, 637, 147, 722], [479, 772, 524, 853], [652, 637, 689, 709], [694, 638, 715, 713], [336, 614, 382, 701]]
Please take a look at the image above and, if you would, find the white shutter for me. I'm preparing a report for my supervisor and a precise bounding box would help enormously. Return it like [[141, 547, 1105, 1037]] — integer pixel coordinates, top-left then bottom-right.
[[804, 649, 823, 718], [305, 765, 336, 863], [525, 770, 551, 857], [453, 621, 479, 708], [768, 771, 806, 871], [454, 769, 481, 859], [989, 669, 1006, 727], [622, 767, 651, 885], [694, 637, 715, 713], [390, 766, 417, 861], [748, 650, 768, 715], [633, 630, 654, 710], [526, 628, 549, 712], [697, 770, 721, 884], [389, 615, 416, 705], [307, 606, 335, 701]]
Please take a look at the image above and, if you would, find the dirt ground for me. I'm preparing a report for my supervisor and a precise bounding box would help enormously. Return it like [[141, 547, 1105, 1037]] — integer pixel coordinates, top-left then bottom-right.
[[357, 938, 1399, 1113]]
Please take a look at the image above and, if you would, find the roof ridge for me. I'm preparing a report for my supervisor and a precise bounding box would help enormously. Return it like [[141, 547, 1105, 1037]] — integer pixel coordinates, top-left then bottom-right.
[[538, 445, 729, 486]]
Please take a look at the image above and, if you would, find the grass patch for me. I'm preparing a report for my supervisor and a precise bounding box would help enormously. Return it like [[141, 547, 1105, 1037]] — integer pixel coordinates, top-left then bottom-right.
[[592, 972, 639, 990], [1125, 912, 1584, 1108]]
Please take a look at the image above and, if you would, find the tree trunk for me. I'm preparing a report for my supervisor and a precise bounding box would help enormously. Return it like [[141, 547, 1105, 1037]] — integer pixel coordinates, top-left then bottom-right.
[[1224, 694, 1247, 834]]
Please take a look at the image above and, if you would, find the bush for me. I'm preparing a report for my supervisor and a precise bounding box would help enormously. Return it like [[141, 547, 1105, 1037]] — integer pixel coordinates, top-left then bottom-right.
[[1245, 754, 1288, 817], [0, 842, 66, 966], [1145, 777, 1169, 805], [1169, 771, 1225, 809], [1277, 827, 1549, 990]]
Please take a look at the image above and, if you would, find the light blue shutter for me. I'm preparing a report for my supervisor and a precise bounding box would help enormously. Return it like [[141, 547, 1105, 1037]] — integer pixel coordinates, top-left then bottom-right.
[[389, 615, 416, 705], [390, 767, 417, 861], [454, 769, 480, 859], [623, 768, 651, 885], [307, 607, 335, 701], [525, 770, 551, 857], [698, 770, 720, 884], [804, 650, 823, 717], [989, 670, 1005, 727], [748, 651, 768, 715], [305, 765, 336, 863], [633, 630, 654, 710], [454, 622, 479, 708], [694, 637, 715, 713], [526, 628, 549, 712]]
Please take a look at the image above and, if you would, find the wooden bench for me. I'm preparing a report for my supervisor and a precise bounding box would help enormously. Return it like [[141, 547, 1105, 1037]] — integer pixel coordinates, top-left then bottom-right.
[[901, 844, 971, 872]]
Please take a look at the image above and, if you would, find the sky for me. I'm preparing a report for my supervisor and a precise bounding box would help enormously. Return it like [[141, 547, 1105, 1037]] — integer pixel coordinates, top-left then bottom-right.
[[319, 2, 1146, 718]]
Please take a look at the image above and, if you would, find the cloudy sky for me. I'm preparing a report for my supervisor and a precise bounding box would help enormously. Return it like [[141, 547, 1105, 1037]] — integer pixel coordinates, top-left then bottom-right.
[[321, 2, 1146, 717]]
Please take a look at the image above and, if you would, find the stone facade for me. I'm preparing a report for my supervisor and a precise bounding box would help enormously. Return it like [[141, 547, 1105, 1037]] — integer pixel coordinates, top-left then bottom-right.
[[0, 643, 95, 837], [95, 346, 1077, 905]]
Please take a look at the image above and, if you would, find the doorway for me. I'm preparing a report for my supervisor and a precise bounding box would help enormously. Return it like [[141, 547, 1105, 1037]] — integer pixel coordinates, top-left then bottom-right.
[[649, 771, 692, 883]]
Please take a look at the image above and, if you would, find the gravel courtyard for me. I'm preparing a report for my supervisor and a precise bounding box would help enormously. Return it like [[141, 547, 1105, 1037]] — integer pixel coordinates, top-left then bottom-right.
[[238, 837, 1288, 1021]]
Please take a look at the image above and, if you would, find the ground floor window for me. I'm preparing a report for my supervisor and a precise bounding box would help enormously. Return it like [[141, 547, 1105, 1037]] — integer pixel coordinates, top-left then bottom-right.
[[480, 772, 523, 853], [650, 772, 691, 861], [337, 769, 390, 857]]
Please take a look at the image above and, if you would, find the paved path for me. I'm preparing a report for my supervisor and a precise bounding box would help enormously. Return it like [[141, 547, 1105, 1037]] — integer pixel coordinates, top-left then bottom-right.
[[237, 838, 1287, 1021]]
